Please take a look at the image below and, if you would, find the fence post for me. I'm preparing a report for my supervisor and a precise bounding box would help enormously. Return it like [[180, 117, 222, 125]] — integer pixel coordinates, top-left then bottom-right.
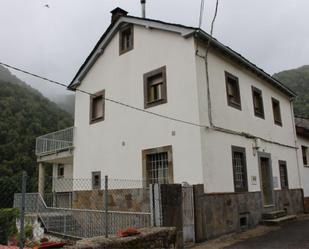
[[104, 175, 108, 238], [19, 171, 27, 249]]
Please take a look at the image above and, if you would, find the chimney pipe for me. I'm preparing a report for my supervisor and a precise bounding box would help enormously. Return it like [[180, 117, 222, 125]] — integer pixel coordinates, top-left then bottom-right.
[[141, 0, 146, 18]]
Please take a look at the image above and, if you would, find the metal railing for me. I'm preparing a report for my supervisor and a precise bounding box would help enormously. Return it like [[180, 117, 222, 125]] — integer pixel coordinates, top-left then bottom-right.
[[35, 127, 74, 156], [13, 176, 151, 239], [13, 193, 151, 238]]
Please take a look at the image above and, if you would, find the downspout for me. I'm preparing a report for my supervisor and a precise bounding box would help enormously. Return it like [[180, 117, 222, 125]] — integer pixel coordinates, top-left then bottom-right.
[[195, 29, 213, 128], [290, 98, 303, 189]]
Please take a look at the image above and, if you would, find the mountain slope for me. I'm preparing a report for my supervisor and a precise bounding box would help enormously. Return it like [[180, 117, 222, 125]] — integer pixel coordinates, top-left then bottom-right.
[[0, 65, 73, 208], [273, 65, 309, 117]]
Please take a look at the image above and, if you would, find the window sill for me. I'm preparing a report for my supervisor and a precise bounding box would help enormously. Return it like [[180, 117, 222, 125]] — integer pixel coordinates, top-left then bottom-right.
[[119, 47, 133, 55], [228, 102, 242, 111], [254, 112, 265, 119], [90, 116, 104, 125], [274, 120, 282, 126], [145, 98, 167, 109]]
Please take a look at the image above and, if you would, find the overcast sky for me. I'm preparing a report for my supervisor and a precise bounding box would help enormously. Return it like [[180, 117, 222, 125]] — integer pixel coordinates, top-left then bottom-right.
[[0, 0, 308, 99]]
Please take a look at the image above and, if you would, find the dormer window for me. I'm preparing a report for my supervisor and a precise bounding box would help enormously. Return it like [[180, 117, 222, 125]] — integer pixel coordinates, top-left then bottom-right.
[[144, 66, 167, 108], [119, 25, 133, 55], [225, 72, 241, 110]]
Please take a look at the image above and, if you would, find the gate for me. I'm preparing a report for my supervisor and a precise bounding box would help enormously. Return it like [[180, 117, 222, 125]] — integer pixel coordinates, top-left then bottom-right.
[[182, 185, 195, 244]]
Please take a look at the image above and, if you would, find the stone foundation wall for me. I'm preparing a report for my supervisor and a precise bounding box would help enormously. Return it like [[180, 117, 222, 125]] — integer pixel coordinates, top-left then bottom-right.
[[72, 188, 149, 212], [193, 185, 262, 242], [274, 189, 304, 215], [304, 197, 309, 213], [193, 185, 304, 242]]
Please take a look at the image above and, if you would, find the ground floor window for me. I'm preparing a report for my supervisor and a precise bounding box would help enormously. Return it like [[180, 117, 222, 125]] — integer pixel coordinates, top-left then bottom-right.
[[57, 164, 64, 178], [142, 145, 173, 186], [279, 160, 289, 189], [231, 146, 248, 192], [92, 171, 101, 190]]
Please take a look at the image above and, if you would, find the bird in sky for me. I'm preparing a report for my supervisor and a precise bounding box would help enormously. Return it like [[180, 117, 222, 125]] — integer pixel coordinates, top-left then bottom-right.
[[44, 4, 50, 8]]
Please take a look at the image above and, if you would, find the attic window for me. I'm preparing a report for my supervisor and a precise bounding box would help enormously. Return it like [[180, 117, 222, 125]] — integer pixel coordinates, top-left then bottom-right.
[[272, 97, 282, 126], [144, 66, 167, 108], [225, 72, 241, 110], [90, 90, 105, 124], [252, 86, 264, 119], [119, 25, 133, 54]]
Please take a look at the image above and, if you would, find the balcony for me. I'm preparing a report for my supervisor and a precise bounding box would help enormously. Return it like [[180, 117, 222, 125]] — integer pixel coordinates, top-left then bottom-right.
[[36, 127, 74, 160]]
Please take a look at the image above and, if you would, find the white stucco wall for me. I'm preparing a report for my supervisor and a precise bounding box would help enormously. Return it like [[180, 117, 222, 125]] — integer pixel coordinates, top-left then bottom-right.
[[72, 23, 300, 193], [297, 136, 309, 197], [52, 163, 73, 192], [195, 44, 300, 193], [73, 25, 204, 184]]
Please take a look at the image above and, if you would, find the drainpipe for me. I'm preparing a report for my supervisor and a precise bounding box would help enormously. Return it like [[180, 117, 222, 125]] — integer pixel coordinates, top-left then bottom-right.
[[290, 98, 303, 189]]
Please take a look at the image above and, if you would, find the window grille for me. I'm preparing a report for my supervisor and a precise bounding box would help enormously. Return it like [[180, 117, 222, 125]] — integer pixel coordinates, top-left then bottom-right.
[[146, 152, 169, 185], [232, 146, 248, 192], [279, 161, 289, 189]]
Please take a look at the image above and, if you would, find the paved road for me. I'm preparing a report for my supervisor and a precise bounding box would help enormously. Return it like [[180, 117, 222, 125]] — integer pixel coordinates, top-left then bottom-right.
[[225, 219, 309, 249]]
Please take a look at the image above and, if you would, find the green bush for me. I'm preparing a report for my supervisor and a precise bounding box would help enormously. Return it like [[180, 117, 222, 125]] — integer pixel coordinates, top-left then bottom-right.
[[0, 208, 19, 244]]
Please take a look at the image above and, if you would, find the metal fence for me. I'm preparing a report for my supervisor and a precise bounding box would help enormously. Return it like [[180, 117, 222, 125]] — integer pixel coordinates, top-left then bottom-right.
[[13, 175, 151, 239], [35, 127, 74, 156]]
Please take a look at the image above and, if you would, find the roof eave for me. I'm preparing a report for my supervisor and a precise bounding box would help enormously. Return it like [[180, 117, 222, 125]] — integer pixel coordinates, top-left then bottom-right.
[[195, 30, 297, 99], [68, 16, 195, 90]]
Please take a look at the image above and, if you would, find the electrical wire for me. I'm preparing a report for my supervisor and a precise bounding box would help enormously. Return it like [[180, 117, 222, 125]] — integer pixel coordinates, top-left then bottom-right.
[[0, 61, 206, 128]]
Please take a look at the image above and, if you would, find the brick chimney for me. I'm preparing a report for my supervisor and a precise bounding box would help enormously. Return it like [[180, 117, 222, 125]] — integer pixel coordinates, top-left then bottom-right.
[[110, 7, 128, 24]]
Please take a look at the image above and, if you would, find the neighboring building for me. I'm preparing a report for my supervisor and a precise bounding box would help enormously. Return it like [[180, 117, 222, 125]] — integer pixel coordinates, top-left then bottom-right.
[[35, 7, 304, 236], [295, 117, 309, 212]]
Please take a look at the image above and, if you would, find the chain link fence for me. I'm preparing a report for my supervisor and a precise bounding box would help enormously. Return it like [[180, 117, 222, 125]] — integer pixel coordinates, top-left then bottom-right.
[[13, 174, 151, 239]]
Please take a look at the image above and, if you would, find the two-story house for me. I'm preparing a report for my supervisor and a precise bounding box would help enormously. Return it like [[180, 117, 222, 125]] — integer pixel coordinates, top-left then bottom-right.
[[36, 7, 304, 234]]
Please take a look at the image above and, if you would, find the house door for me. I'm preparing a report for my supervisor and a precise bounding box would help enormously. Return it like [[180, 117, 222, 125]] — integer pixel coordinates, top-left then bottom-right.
[[259, 156, 274, 206]]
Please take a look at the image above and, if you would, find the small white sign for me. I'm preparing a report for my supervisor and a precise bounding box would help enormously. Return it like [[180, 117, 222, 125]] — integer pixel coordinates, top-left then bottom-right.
[[251, 176, 257, 185]]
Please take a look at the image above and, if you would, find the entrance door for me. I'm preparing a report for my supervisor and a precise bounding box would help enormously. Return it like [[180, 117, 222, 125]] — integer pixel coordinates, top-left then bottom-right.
[[259, 156, 274, 206]]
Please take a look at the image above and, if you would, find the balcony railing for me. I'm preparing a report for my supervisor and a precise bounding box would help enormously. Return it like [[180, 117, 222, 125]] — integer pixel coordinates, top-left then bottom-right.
[[36, 127, 74, 156]]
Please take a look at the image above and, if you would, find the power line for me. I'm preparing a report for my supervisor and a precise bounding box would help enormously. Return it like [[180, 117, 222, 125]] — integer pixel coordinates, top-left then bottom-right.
[[0, 61, 206, 128]]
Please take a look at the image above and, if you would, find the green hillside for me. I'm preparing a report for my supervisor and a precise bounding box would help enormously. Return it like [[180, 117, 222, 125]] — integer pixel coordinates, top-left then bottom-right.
[[273, 65, 309, 117], [0, 65, 73, 208]]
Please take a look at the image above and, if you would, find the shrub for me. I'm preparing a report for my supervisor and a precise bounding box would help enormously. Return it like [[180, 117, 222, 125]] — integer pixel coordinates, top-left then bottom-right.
[[0, 208, 19, 244]]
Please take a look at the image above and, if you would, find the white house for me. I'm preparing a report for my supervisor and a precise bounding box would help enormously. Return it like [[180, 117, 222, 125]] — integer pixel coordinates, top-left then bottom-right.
[[36, 8, 303, 225], [295, 117, 309, 212]]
